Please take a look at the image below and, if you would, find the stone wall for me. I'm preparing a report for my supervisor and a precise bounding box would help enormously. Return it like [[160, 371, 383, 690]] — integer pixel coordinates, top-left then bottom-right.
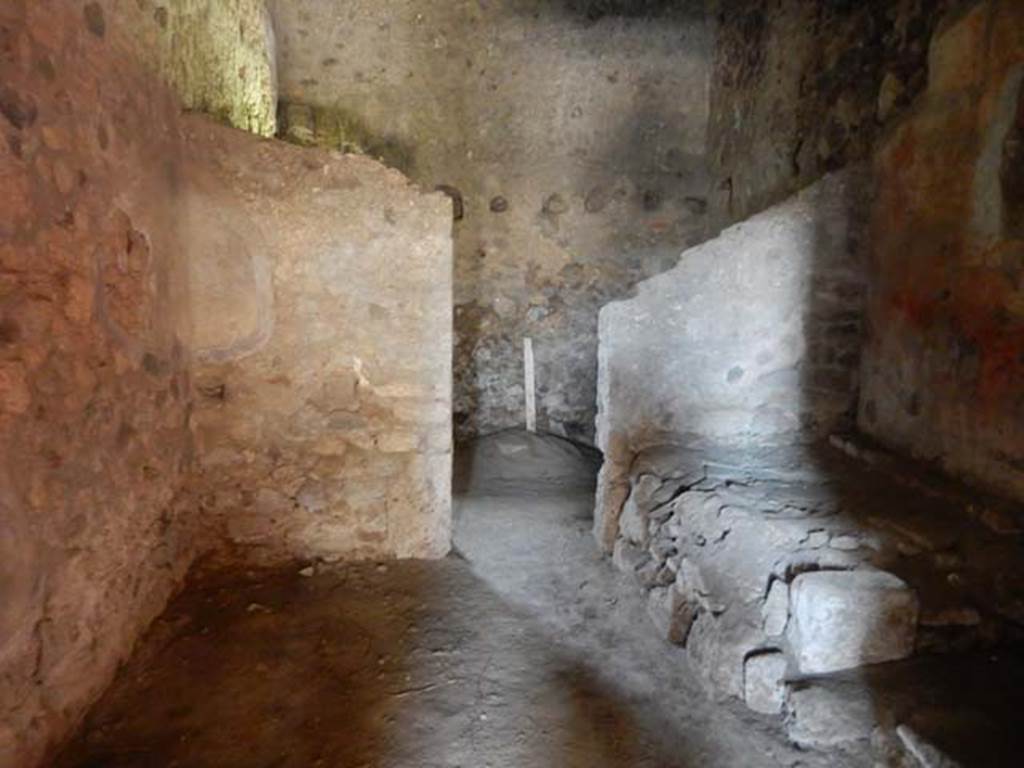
[[602, 441, 1024, 727], [269, 0, 711, 443], [186, 118, 453, 565], [152, 0, 278, 137], [707, 0, 957, 230], [1, 2, 453, 765], [593, 170, 869, 550], [859, 1, 1024, 501], [1, 2, 198, 764]]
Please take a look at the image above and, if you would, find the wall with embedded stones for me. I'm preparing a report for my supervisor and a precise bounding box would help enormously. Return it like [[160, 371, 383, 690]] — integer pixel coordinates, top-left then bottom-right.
[[589, 0, 1024, 737], [269, 0, 712, 443], [1, 2, 453, 765], [593, 169, 869, 552], [0, 2, 198, 765], [186, 117, 453, 565], [150, 0, 279, 137], [602, 441, 1024, 728], [706, 0, 959, 231], [859, 0, 1024, 502]]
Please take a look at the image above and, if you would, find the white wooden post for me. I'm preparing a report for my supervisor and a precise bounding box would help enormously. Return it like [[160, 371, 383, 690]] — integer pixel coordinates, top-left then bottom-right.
[[523, 337, 536, 433]]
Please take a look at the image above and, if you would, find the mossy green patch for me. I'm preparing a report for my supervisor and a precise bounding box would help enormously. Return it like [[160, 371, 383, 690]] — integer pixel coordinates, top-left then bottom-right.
[[156, 0, 277, 137], [278, 101, 417, 174]]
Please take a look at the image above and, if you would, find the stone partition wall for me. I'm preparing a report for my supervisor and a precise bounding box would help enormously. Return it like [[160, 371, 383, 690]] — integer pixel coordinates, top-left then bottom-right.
[[185, 118, 454, 565], [859, 1, 1024, 502], [594, 170, 869, 550], [1, 2, 198, 764], [270, 0, 712, 443]]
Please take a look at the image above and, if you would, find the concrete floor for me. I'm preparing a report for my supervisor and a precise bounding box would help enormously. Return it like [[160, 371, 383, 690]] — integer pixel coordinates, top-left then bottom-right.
[[56, 462, 838, 767]]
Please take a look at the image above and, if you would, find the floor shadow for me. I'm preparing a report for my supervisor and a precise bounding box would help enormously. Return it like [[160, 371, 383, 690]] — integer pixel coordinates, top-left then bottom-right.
[[54, 538, 694, 768]]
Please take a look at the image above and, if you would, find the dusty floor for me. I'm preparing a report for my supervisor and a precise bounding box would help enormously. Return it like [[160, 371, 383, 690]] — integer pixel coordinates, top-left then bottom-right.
[[54, 435, 820, 768], [55, 433, 1023, 767]]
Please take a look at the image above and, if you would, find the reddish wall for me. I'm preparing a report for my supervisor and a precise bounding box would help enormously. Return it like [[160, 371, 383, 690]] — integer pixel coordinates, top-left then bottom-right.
[[860, 1, 1024, 500], [1, 3, 453, 766], [1, 2, 198, 764]]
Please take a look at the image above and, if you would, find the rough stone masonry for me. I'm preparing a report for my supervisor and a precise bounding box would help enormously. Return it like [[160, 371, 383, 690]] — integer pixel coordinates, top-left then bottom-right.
[[186, 117, 454, 565], [603, 440, 1022, 734], [590, 4, 1024, 757], [269, 0, 712, 442], [0, 1, 454, 765], [594, 169, 869, 549]]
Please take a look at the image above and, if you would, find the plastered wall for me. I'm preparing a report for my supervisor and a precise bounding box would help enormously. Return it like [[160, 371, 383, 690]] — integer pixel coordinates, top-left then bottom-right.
[[593, 170, 869, 548], [860, 1, 1024, 501], [270, 0, 711, 443], [186, 119, 453, 565]]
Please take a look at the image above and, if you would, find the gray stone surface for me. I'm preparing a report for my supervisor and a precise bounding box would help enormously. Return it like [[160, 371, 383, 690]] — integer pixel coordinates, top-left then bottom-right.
[[762, 580, 789, 637], [788, 571, 919, 675], [829, 535, 862, 551], [646, 586, 699, 646], [594, 474, 631, 554], [686, 609, 765, 701], [744, 652, 788, 715], [784, 677, 877, 748], [271, 0, 712, 443], [619, 474, 661, 546], [612, 539, 648, 576], [593, 439, 1023, 716], [595, 169, 868, 472]]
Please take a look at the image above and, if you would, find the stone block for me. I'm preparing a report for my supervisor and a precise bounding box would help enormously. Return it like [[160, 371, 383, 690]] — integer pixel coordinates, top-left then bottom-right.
[[282, 102, 316, 145], [788, 570, 918, 674], [647, 586, 699, 646], [619, 478, 656, 546], [785, 678, 877, 748], [612, 539, 647, 575], [744, 651, 788, 715], [762, 580, 789, 637], [687, 609, 764, 700], [676, 557, 726, 614], [593, 463, 630, 554]]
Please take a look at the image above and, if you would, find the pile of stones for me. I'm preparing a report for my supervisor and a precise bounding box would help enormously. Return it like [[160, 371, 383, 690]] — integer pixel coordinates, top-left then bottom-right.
[[595, 441, 1024, 748]]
